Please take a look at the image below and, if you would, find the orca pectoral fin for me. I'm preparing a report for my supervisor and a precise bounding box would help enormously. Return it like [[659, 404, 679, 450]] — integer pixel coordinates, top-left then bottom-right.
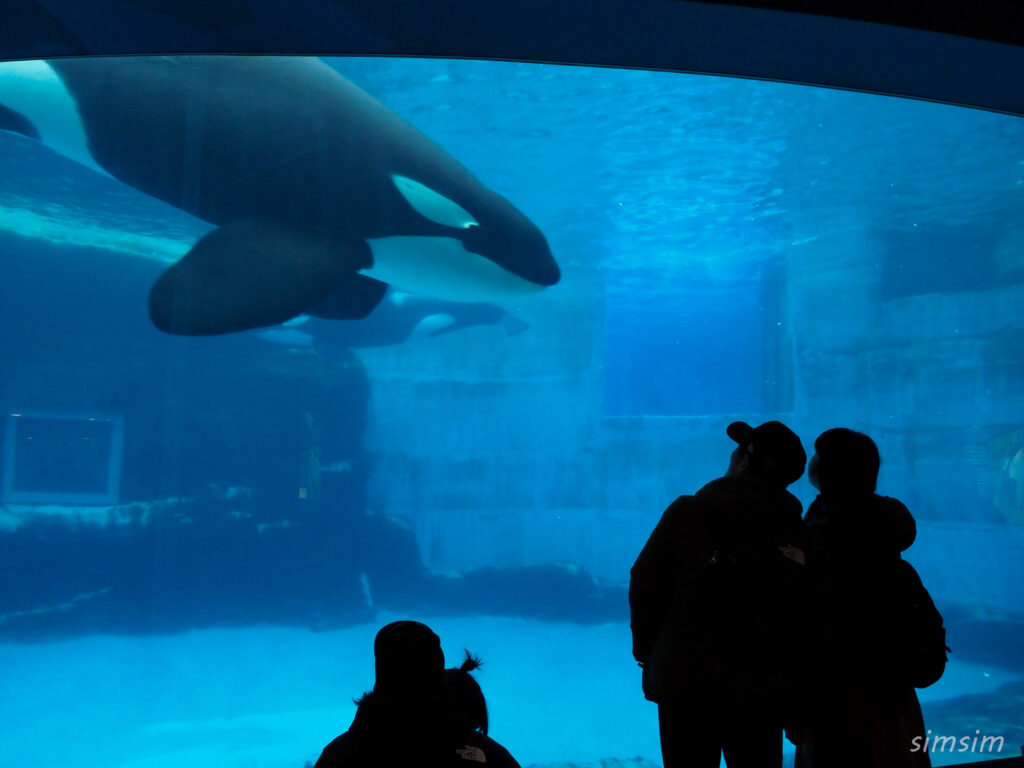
[[0, 103, 39, 140], [500, 313, 530, 336], [306, 274, 388, 320], [148, 219, 371, 335]]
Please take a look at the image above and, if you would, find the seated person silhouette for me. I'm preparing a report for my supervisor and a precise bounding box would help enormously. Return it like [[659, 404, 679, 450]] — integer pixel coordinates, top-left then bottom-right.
[[313, 620, 520, 767], [442, 650, 521, 766]]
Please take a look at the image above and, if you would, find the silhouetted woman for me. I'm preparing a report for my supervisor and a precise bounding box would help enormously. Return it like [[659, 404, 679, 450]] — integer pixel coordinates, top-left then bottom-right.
[[797, 428, 930, 768]]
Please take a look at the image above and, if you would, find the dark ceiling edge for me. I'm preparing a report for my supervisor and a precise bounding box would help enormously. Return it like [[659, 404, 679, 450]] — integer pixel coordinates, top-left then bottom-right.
[[692, 1, 1024, 48], [3, 0, 1024, 117]]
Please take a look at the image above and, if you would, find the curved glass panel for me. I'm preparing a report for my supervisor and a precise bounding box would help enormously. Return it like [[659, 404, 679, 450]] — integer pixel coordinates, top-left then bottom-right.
[[0, 56, 1021, 767]]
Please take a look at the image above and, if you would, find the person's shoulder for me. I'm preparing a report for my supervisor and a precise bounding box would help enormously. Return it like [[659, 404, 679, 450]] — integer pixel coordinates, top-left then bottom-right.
[[312, 731, 356, 768], [779, 486, 804, 518], [659, 493, 709, 532], [871, 494, 917, 552], [664, 493, 698, 515], [460, 732, 521, 768], [873, 494, 913, 521], [667, 490, 699, 506]]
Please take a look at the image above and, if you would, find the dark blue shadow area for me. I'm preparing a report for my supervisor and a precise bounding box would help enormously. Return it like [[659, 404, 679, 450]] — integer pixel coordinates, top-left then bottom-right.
[[0, 231, 626, 639]]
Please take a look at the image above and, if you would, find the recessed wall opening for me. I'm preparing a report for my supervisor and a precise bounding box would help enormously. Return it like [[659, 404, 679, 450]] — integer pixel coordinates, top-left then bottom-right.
[[2, 411, 123, 504]]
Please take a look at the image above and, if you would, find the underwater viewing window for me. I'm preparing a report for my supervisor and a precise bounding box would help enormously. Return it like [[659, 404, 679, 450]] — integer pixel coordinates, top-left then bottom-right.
[[2, 411, 124, 504], [0, 48, 1022, 768]]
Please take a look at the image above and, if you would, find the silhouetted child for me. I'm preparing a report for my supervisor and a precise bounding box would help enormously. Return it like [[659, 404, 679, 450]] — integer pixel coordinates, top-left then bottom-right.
[[313, 621, 520, 768], [442, 650, 521, 765]]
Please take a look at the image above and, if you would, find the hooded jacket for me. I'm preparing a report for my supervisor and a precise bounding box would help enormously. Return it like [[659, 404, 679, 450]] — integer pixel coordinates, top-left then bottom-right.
[[797, 493, 930, 768], [805, 493, 915, 565], [805, 493, 919, 678], [630, 474, 824, 715]]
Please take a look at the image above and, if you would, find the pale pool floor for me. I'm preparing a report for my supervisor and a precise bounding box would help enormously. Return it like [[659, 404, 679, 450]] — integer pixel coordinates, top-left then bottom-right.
[[0, 614, 1017, 768]]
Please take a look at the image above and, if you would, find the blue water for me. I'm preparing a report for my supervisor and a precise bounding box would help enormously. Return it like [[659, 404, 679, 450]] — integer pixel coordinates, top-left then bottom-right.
[[1, 56, 1023, 767]]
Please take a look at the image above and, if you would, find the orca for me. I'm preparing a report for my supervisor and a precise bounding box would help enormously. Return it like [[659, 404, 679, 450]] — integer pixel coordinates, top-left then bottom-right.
[[0, 57, 559, 335], [257, 289, 528, 353]]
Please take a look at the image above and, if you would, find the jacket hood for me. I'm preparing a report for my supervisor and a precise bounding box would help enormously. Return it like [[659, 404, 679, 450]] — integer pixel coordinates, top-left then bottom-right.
[[805, 493, 916, 557]]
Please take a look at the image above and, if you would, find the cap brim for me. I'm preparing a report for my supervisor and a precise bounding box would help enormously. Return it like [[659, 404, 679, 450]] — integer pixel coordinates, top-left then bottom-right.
[[727, 421, 754, 444]]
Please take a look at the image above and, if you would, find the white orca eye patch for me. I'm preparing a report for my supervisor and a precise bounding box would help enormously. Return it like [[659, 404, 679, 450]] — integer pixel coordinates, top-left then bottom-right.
[[391, 174, 479, 230]]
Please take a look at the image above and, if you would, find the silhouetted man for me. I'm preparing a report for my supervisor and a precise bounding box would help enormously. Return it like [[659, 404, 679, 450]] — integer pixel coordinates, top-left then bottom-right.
[[630, 421, 817, 768]]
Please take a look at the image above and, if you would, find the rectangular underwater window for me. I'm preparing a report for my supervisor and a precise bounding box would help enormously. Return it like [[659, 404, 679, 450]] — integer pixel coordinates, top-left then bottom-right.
[[880, 223, 1000, 300], [603, 262, 792, 416], [2, 411, 124, 504]]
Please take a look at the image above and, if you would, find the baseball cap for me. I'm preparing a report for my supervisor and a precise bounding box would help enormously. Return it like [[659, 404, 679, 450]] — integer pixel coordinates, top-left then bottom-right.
[[727, 420, 807, 487]]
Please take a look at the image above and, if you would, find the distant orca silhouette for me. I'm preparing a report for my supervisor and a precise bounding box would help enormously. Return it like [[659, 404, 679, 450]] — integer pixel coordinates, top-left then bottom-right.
[[256, 289, 529, 352], [0, 57, 559, 335]]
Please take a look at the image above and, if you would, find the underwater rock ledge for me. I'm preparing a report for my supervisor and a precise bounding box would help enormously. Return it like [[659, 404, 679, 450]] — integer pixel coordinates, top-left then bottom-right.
[[0, 493, 628, 640]]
